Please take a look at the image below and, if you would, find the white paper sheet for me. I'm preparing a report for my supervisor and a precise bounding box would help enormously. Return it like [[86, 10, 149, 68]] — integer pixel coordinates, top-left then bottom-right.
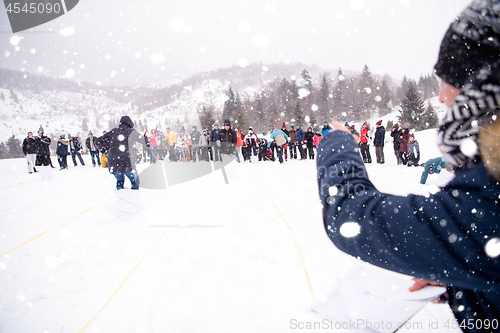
[[308, 264, 446, 333]]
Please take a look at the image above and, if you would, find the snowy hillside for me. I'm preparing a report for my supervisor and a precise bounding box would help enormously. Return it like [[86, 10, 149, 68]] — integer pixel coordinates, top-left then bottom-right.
[[0, 130, 462, 333]]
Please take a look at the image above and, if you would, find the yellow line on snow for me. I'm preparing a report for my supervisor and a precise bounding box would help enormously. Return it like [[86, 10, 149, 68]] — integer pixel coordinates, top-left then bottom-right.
[[78, 174, 211, 333], [0, 196, 115, 259], [245, 167, 315, 302]]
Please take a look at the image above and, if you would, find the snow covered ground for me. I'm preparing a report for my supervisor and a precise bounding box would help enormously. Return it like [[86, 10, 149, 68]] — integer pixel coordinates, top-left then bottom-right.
[[0, 131, 462, 333]]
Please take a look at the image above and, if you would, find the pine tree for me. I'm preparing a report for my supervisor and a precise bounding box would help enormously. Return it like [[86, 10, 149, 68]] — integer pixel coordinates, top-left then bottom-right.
[[301, 69, 313, 93], [333, 68, 348, 121], [398, 81, 425, 130], [222, 87, 237, 120], [233, 103, 248, 130], [6, 135, 23, 158], [254, 92, 266, 132], [357, 64, 376, 119], [396, 75, 410, 105], [421, 104, 439, 130], [82, 117, 89, 132], [0, 91, 4, 101], [293, 100, 304, 126], [318, 74, 331, 122], [0, 142, 8, 159], [377, 76, 393, 116], [199, 106, 216, 130]]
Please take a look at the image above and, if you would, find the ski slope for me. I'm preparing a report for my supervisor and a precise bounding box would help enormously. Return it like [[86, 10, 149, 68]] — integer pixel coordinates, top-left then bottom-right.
[[0, 130, 462, 333]]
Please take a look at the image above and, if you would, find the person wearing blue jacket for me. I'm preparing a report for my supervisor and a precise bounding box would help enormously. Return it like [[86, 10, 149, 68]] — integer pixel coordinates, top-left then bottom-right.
[[420, 157, 447, 184], [317, 122, 500, 333], [56, 134, 69, 170], [294, 124, 306, 160], [317, 23, 500, 329], [321, 121, 332, 136], [267, 128, 289, 164]]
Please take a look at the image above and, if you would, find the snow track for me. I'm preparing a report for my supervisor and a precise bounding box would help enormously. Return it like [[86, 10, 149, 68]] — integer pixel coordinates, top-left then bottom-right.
[[0, 148, 461, 333]]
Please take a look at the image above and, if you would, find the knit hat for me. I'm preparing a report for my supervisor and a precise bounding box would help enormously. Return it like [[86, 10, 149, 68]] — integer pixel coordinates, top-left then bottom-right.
[[394, 123, 399, 128], [88, 130, 93, 135], [38, 126, 44, 134], [296, 123, 300, 127], [60, 134, 66, 139], [27, 131, 32, 136], [213, 123, 218, 127], [224, 119, 231, 127], [376, 120, 382, 126], [324, 121, 329, 124], [434, 1, 500, 89], [68, 133, 72, 138], [345, 122, 349, 127], [291, 125, 295, 128], [362, 121, 368, 126], [437, 59, 500, 171], [282, 122, 286, 128], [351, 125, 355, 129]]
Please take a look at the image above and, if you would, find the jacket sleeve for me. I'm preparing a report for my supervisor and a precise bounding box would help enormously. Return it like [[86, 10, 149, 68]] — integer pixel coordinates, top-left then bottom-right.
[[317, 130, 500, 292]]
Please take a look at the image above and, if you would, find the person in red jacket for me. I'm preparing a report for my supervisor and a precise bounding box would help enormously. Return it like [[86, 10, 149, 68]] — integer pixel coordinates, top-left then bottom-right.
[[359, 122, 372, 163], [146, 129, 158, 164], [399, 126, 409, 165]]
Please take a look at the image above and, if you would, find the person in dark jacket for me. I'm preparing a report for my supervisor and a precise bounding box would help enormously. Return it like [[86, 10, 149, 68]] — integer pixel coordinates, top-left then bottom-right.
[[210, 123, 220, 161], [288, 125, 296, 159], [295, 124, 306, 160], [218, 119, 237, 156], [399, 126, 409, 165], [35, 127, 52, 167], [56, 134, 69, 170], [373, 120, 385, 164], [22, 131, 37, 173], [68, 134, 85, 167], [317, 122, 500, 333], [190, 126, 201, 162], [86, 131, 101, 167], [420, 157, 447, 184], [391, 123, 402, 164], [304, 127, 315, 160], [96, 116, 150, 190], [258, 138, 268, 161]]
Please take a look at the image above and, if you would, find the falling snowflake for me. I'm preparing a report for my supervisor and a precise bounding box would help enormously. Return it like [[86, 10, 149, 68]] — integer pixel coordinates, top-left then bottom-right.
[[339, 222, 361, 238], [485, 238, 500, 258]]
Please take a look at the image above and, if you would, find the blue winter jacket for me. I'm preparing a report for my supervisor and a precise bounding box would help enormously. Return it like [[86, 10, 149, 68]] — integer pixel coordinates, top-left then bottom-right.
[[267, 129, 290, 148], [317, 130, 500, 331], [420, 157, 446, 184], [56, 139, 69, 155], [295, 127, 305, 143]]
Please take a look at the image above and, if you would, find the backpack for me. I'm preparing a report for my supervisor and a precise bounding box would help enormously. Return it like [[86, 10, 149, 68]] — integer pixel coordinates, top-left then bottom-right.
[[275, 133, 287, 147]]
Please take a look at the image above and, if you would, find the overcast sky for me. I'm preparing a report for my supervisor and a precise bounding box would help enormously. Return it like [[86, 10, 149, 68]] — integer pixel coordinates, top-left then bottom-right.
[[0, 0, 472, 86]]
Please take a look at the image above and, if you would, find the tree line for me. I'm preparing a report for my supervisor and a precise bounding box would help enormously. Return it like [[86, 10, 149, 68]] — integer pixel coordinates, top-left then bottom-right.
[[198, 65, 440, 134]]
